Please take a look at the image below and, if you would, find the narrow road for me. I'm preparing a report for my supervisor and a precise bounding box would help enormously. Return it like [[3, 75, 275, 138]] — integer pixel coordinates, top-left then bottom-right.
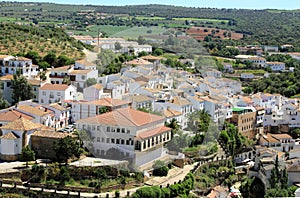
[[82, 48, 98, 63]]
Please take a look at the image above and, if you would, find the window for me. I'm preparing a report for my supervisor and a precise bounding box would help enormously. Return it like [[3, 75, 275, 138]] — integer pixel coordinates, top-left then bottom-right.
[[111, 139, 115, 143], [117, 128, 120, 133], [101, 137, 105, 142], [57, 92, 61, 96], [127, 129, 130, 134], [112, 128, 115, 132], [81, 75, 85, 80], [92, 126, 95, 130], [97, 126, 100, 130], [107, 127, 110, 132], [122, 128, 125, 133], [106, 138, 110, 143], [116, 139, 120, 144], [97, 137, 100, 142], [43, 91, 46, 96], [121, 139, 125, 144]]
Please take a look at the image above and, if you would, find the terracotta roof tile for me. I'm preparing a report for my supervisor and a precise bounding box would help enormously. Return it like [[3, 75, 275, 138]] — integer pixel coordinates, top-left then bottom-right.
[[271, 133, 292, 140], [162, 108, 182, 118], [76, 107, 165, 127], [140, 55, 163, 60], [171, 97, 191, 106], [0, 131, 20, 140], [32, 130, 75, 139], [0, 74, 14, 81], [125, 58, 152, 65], [69, 70, 91, 74], [131, 95, 152, 103], [137, 126, 171, 140], [51, 65, 73, 71], [17, 105, 53, 116], [0, 109, 34, 122], [287, 164, 300, 172], [77, 98, 131, 107], [91, 84, 103, 90], [40, 83, 69, 91], [0, 117, 42, 131]]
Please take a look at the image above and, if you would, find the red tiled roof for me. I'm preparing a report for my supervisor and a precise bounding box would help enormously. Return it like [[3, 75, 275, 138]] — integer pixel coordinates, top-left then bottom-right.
[[77, 107, 165, 127], [40, 83, 69, 91], [78, 98, 130, 107], [0, 131, 20, 140], [137, 126, 171, 140], [0, 109, 34, 122]]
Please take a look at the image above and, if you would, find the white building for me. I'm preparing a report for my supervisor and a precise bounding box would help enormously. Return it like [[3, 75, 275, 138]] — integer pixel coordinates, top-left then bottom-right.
[[66, 98, 131, 122], [0, 55, 39, 78], [0, 117, 45, 161], [265, 62, 286, 71], [76, 107, 171, 167], [39, 83, 77, 104]]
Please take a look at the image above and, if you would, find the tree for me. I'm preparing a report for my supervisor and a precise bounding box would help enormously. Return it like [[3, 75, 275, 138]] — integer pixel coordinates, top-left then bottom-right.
[[53, 136, 83, 164], [62, 76, 71, 85], [138, 51, 148, 57], [99, 106, 109, 114], [59, 166, 70, 186], [187, 109, 211, 134], [165, 118, 180, 135], [114, 42, 122, 51], [152, 48, 163, 56], [43, 52, 56, 66], [86, 78, 97, 87], [11, 70, 34, 104], [152, 160, 169, 176], [21, 145, 35, 167], [38, 71, 47, 81], [56, 55, 74, 67], [137, 35, 146, 45]]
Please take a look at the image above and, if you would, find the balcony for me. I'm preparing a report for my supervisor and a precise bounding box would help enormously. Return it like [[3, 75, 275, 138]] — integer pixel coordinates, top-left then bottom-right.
[[49, 74, 65, 78]]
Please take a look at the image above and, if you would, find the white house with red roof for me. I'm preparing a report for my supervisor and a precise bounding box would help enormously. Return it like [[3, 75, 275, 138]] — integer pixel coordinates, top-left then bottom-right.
[[76, 107, 171, 167], [39, 83, 76, 104]]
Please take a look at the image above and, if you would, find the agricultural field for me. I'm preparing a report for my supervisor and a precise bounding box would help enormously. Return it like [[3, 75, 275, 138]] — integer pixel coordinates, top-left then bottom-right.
[[185, 27, 243, 41], [70, 25, 131, 37], [110, 26, 167, 39], [172, 17, 229, 23]]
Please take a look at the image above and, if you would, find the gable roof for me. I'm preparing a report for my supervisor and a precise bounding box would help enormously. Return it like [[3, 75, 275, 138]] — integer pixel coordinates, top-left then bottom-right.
[[40, 83, 69, 91], [125, 58, 152, 65], [131, 95, 152, 103], [17, 105, 53, 117], [0, 109, 34, 122], [287, 164, 300, 172], [137, 126, 171, 140], [90, 84, 103, 90], [162, 108, 182, 118], [0, 117, 42, 131], [76, 107, 164, 127], [0, 74, 14, 81], [81, 98, 131, 107], [0, 131, 20, 140], [69, 70, 92, 75]]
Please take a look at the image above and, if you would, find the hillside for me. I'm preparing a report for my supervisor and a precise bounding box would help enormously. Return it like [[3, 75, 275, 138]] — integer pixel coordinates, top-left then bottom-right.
[[0, 23, 92, 59]]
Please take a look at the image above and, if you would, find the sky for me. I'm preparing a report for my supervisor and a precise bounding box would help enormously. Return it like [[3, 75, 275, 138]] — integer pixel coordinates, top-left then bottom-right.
[[15, 0, 300, 10]]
